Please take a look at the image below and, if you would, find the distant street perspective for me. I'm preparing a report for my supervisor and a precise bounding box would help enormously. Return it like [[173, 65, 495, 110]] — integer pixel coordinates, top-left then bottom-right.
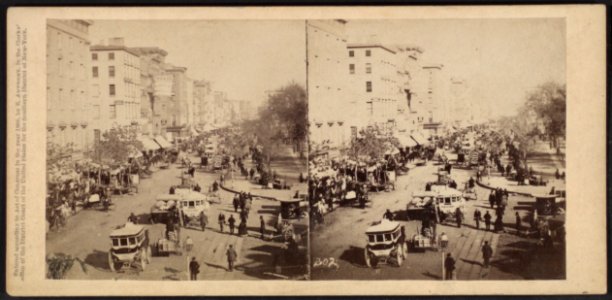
[[307, 20, 566, 280], [45, 20, 308, 280]]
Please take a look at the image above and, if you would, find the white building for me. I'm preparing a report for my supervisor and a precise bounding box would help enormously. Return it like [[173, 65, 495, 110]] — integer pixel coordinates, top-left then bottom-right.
[[47, 19, 93, 155], [90, 38, 142, 133], [307, 20, 351, 151], [347, 42, 403, 136]]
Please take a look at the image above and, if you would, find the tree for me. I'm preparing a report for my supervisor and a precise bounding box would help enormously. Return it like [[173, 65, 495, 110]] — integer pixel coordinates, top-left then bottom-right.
[[264, 83, 308, 156], [346, 127, 388, 162], [525, 82, 566, 148], [90, 127, 143, 164]]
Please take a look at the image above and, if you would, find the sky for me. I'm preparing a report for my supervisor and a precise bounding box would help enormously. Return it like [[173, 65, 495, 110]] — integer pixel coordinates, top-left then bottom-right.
[[89, 19, 565, 118], [89, 20, 307, 108], [347, 19, 566, 117]]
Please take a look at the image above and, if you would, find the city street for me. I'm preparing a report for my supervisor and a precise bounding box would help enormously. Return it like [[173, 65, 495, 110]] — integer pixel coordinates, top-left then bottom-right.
[[311, 149, 565, 280], [47, 149, 308, 280]]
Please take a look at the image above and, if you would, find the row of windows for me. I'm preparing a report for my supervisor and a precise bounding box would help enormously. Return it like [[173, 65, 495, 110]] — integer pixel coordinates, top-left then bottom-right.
[[92, 66, 115, 78], [349, 63, 372, 74], [92, 52, 115, 61], [349, 49, 371, 57]]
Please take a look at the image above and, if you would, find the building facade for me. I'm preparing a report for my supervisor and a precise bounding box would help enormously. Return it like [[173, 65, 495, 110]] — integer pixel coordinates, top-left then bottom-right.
[[47, 19, 93, 156], [193, 80, 212, 127], [422, 64, 448, 138], [347, 43, 404, 136], [90, 38, 142, 134], [131, 46, 168, 136]]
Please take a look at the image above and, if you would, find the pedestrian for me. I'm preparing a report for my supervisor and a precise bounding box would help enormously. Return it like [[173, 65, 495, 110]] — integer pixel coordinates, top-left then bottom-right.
[[383, 209, 394, 221], [212, 181, 218, 192], [484, 211, 492, 231], [482, 241, 493, 268], [455, 207, 464, 228], [200, 213, 208, 231], [193, 183, 201, 192], [488, 191, 495, 208], [515, 212, 522, 234], [218, 213, 226, 233], [233, 194, 239, 212], [220, 174, 225, 185], [189, 257, 200, 280], [468, 176, 475, 189], [128, 212, 138, 224], [444, 253, 456, 280], [185, 236, 194, 252], [228, 215, 236, 234], [474, 209, 482, 230], [260, 216, 266, 239], [169, 186, 175, 195], [226, 244, 237, 271], [249, 168, 255, 180]]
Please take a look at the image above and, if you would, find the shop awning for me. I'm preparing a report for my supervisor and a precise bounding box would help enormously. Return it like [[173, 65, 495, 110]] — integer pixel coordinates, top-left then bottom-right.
[[411, 133, 429, 146], [138, 136, 161, 151], [396, 134, 417, 148], [154, 136, 173, 149]]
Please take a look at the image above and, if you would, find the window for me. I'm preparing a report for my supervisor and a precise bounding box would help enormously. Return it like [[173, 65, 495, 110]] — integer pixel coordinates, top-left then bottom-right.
[[366, 81, 372, 92], [109, 66, 115, 77], [110, 104, 116, 119], [349, 64, 355, 74], [366, 50, 371, 57], [92, 66, 98, 78], [112, 239, 119, 246], [349, 50, 354, 57], [92, 53, 98, 60], [108, 52, 115, 60], [109, 84, 116, 96], [365, 63, 372, 74]]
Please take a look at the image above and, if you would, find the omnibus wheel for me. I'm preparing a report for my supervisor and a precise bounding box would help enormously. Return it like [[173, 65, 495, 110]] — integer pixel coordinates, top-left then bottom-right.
[[108, 251, 116, 272], [140, 251, 147, 271], [396, 246, 404, 266], [364, 247, 372, 268]]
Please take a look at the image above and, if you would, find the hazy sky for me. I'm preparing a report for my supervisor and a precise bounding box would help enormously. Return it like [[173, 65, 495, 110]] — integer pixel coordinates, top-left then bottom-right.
[[347, 19, 566, 117], [89, 20, 306, 107]]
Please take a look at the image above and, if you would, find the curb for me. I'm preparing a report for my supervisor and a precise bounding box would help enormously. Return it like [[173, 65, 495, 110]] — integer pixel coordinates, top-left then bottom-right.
[[219, 183, 280, 201], [475, 179, 534, 197]]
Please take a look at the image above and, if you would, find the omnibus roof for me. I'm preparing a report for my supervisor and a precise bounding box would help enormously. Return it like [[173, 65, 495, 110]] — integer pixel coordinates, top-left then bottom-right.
[[110, 223, 144, 238], [366, 219, 400, 234]]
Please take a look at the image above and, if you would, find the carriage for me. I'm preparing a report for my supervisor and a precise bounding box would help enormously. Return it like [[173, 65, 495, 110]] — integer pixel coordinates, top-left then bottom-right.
[[178, 191, 211, 231], [108, 223, 151, 272], [364, 219, 406, 268]]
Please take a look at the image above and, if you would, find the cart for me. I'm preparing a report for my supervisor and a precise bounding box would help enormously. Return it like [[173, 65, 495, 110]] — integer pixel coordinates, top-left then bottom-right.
[[406, 191, 435, 221], [150, 194, 180, 224], [153, 224, 182, 256], [108, 223, 151, 272], [364, 219, 406, 268], [408, 226, 438, 252]]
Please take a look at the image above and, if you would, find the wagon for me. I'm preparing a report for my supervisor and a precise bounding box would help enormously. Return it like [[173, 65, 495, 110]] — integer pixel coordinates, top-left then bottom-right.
[[408, 226, 438, 251], [153, 223, 182, 256], [150, 194, 181, 224], [108, 223, 151, 272], [364, 219, 406, 268]]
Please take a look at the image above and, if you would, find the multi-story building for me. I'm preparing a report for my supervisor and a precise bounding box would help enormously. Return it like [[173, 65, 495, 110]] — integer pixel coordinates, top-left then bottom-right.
[[47, 19, 94, 156], [90, 38, 142, 134], [130, 46, 168, 136], [163, 64, 192, 140], [193, 80, 212, 127], [307, 20, 351, 151], [422, 63, 447, 138], [347, 42, 404, 136], [395, 45, 426, 137]]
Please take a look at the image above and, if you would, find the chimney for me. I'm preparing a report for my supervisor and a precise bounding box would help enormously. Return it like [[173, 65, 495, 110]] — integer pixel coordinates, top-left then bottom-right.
[[108, 37, 125, 47]]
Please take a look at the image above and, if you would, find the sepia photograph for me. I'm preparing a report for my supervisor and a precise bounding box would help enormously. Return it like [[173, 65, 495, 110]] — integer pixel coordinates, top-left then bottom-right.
[[307, 19, 567, 280], [44, 19, 309, 280], [5, 5, 606, 296]]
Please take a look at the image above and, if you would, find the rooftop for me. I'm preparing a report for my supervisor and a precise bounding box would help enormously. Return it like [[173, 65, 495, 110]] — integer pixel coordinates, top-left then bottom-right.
[[347, 43, 396, 54]]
